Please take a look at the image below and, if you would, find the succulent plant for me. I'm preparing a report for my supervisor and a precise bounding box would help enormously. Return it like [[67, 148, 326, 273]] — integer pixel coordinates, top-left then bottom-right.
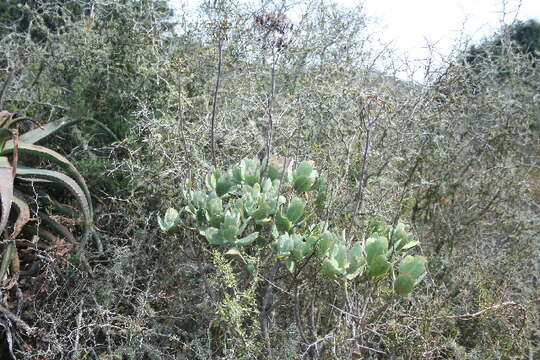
[[0, 111, 95, 288], [160, 157, 428, 297]]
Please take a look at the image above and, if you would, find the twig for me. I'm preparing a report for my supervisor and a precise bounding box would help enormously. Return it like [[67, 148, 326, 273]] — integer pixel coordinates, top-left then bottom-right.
[[0, 302, 34, 334], [210, 25, 224, 166], [263, 49, 278, 174], [396, 301, 519, 321], [0, 68, 16, 109]]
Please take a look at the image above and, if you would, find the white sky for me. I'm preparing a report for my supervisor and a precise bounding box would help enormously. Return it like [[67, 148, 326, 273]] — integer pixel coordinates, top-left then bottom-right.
[[170, 0, 540, 79], [358, 0, 540, 61]]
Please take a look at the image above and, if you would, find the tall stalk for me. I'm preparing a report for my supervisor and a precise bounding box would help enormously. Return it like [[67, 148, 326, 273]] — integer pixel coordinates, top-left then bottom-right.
[[210, 23, 225, 166]]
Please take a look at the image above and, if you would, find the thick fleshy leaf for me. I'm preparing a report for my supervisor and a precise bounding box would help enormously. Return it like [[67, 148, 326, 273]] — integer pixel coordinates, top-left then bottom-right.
[[317, 232, 335, 256], [322, 258, 339, 278], [225, 248, 241, 256], [19, 118, 76, 144], [235, 232, 259, 246], [0, 156, 13, 234], [0, 128, 12, 151], [293, 176, 312, 193], [40, 213, 77, 244], [294, 161, 315, 179], [0, 111, 13, 128], [365, 236, 388, 264], [399, 255, 427, 279], [16, 167, 92, 247], [276, 210, 291, 233], [204, 227, 225, 245], [368, 254, 391, 278], [286, 197, 305, 223], [0, 242, 15, 284], [10, 191, 30, 239], [394, 273, 416, 296], [19, 117, 118, 144], [2, 141, 93, 214]]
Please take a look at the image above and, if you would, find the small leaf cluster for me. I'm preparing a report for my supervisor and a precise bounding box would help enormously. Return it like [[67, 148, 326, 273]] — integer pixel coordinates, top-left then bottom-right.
[[160, 158, 427, 296]]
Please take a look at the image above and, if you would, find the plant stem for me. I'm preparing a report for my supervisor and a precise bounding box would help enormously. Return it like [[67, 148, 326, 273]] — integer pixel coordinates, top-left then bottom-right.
[[264, 50, 277, 174], [210, 30, 224, 166]]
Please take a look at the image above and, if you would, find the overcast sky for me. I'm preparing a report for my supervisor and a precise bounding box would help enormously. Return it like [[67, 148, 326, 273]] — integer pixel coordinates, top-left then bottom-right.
[[170, 0, 539, 79], [358, 0, 539, 60]]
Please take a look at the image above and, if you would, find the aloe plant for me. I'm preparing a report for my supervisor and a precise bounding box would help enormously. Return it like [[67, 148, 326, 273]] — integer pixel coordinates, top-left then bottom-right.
[[160, 157, 427, 297], [0, 111, 95, 288]]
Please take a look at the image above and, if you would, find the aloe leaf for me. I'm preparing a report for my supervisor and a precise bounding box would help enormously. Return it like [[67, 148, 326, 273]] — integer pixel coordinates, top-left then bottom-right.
[[394, 273, 416, 296], [0, 128, 12, 150], [10, 191, 30, 239], [16, 167, 92, 248], [40, 213, 77, 244], [0, 242, 15, 283], [268, 165, 280, 181], [2, 141, 93, 214], [334, 244, 347, 269], [19, 117, 118, 144], [216, 176, 232, 197], [252, 201, 271, 220], [158, 208, 180, 232], [0, 111, 13, 128], [0, 156, 14, 234]]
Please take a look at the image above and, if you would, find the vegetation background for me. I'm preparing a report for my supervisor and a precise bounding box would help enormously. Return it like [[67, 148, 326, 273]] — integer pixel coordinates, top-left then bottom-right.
[[0, 0, 538, 358]]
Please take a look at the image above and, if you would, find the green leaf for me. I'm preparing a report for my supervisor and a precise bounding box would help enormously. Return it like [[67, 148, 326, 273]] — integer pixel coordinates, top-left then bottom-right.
[[368, 254, 391, 278], [225, 248, 241, 256], [204, 228, 225, 245], [334, 244, 347, 269], [235, 232, 259, 246], [10, 191, 30, 239], [394, 273, 416, 296], [2, 141, 93, 215], [294, 161, 315, 179], [293, 176, 312, 193], [286, 197, 305, 223], [275, 210, 291, 233], [0, 156, 14, 235], [16, 166, 92, 248], [322, 258, 339, 279], [317, 232, 335, 256], [158, 208, 180, 232], [268, 165, 280, 181], [0, 241, 15, 284], [216, 176, 232, 197], [19, 117, 118, 144], [399, 255, 427, 279], [365, 236, 388, 264], [252, 201, 271, 220]]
